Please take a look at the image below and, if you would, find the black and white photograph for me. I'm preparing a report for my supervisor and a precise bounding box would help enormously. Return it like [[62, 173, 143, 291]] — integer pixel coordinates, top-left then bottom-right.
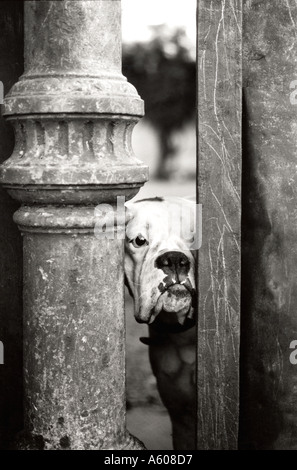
[[0, 0, 296, 455]]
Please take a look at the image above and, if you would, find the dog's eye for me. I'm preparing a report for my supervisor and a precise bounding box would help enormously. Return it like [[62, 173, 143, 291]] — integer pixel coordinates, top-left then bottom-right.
[[130, 235, 148, 248]]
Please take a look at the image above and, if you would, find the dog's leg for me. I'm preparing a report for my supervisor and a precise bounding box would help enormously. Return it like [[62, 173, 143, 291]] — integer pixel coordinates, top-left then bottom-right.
[[148, 327, 196, 450]]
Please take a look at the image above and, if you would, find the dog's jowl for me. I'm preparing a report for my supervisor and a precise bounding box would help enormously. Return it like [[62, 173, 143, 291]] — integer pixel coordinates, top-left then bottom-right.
[[125, 197, 197, 450]]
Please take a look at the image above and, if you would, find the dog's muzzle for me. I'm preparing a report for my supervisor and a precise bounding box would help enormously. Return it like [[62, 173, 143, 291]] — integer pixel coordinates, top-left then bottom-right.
[[149, 251, 196, 331]]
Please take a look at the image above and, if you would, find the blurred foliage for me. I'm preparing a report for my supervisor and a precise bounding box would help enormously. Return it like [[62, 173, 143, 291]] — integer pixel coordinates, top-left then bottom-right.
[[123, 26, 196, 178]]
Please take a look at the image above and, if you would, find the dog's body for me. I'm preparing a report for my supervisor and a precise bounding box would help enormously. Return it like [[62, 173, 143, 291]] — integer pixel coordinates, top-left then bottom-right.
[[125, 197, 197, 450]]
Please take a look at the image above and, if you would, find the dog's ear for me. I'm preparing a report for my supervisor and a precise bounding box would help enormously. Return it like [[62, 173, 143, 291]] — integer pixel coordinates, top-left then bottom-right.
[[124, 201, 135, 226], [124, 202, 135, 298], [124, 273, 134, 298]]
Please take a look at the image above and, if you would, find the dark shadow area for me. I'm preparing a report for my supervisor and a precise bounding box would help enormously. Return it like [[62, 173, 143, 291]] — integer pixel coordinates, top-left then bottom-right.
[[0, 1, 24, 450], [239, 91, 284, 450]]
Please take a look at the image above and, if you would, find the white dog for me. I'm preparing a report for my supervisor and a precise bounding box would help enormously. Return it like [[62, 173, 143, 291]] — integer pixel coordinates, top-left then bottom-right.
[[125, 197, 197, 450]]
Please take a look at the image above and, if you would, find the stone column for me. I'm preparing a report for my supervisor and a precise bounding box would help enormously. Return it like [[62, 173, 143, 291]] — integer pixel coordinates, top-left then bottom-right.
[[0, 0, 148, 450]]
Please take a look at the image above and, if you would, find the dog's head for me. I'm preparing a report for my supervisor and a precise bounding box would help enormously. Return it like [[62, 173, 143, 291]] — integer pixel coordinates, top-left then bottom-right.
[[125, 197, 197, 331]]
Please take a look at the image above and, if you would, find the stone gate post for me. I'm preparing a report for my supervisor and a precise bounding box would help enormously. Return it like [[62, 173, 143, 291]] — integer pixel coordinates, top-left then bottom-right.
[[0, 0, 148, 450]]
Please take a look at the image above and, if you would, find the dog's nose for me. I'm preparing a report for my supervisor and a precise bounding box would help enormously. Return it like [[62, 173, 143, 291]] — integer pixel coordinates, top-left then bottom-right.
[[155, 251, 190, 277]]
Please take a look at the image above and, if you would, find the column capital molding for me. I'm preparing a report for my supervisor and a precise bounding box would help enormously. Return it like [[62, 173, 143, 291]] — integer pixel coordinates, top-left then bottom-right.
[[1, 115, 147, 204], [3, 75, 144, 116]]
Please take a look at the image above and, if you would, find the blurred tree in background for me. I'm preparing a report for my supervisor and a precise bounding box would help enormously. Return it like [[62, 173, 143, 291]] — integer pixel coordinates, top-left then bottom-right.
[[122, 26, 196, 179]]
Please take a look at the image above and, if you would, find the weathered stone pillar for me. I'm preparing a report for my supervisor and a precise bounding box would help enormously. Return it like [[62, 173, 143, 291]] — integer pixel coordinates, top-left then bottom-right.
[[0, 0, 148, 450]]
